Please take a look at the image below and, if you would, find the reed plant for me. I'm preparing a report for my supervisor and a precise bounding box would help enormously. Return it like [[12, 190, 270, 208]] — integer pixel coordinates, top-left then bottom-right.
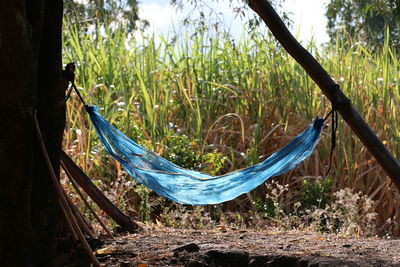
[[62, 19, 400, 235]]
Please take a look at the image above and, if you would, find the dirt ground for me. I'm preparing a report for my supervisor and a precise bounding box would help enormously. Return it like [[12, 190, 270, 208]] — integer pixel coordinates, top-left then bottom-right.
[[65, 225, 400, 267]]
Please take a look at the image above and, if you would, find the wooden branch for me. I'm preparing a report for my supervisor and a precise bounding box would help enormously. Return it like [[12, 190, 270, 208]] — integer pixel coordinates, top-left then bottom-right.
[[247, 0, 400, 188], [62, 161, 114, 239], [61, 150, 141, 233], [58, 198, 78, 240], [34, 114, 101, 267], [61, 186, 95, 238]]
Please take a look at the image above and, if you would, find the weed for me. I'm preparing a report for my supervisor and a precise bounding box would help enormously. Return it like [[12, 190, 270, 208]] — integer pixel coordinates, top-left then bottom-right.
[[306, 188, 378, 236], [301, 178, 333, 210], [163, 134, 201, 170]]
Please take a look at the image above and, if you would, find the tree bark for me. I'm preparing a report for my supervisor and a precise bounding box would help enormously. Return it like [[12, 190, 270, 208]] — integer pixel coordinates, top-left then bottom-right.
[[0, 0, 67, 266]]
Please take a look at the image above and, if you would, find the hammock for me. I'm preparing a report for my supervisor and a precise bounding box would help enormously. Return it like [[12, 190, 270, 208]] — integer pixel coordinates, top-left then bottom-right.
[[86, 105, 324, 205]]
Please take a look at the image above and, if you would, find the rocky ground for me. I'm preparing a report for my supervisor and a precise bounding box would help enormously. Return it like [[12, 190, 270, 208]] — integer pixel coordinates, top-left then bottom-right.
[[66, 226, 400, 267]]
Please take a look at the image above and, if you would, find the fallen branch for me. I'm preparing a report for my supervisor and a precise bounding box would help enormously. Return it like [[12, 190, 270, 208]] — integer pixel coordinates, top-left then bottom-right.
[[61, 150, 141, 233], [62, 161, 114, 239], [61, 185, 95, 238]]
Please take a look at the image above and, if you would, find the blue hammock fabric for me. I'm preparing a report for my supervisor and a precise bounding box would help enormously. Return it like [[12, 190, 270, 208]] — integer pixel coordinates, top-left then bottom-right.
[[86, 105, 324, 205]]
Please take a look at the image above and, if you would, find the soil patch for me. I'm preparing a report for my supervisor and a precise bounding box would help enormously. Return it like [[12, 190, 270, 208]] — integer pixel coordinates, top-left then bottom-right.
[[67, 227, 400, 266]]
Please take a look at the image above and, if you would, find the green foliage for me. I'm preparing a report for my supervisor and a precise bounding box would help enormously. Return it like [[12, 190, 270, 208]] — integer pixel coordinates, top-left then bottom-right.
[[63, 16, 400, 235], [134, 184, 152, 222], [254, 181, 288, 220], [163, 135, 226, 174], [326, 0, 400, 49], [201, 152, 226, 175], [163, 135, 201, 170], [254, 197, 275, 217], [64, 0, 147, 31], [301, 178, 333, 209]]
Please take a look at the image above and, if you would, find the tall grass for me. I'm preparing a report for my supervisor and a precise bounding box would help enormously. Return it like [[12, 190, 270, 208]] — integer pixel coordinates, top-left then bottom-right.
[[62, 19, 400, 235]]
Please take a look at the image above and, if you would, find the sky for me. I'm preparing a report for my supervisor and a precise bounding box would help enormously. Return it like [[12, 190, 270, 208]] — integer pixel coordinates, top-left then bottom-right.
[[138, 0, 330, 45]]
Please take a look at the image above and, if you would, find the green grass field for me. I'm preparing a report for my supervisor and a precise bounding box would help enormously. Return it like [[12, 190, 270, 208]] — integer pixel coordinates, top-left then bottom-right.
[[62, 20, 400, 235]]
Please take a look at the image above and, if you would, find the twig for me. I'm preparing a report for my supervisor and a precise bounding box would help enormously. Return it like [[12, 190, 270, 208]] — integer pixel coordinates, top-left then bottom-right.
[[62, 161, 114, 239], [58, 197, 79, 241], [61, 150, 140, 233], [61, 185, 95, 238]]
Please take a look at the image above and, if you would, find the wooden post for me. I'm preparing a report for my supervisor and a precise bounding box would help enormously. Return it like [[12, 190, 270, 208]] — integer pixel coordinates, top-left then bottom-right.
[[61, 150, 141, 233], [247, 0, 400, 189]]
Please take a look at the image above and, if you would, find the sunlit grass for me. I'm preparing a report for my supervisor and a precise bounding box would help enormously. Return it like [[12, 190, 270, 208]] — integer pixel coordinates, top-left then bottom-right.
[[62, 19, 400, 235]]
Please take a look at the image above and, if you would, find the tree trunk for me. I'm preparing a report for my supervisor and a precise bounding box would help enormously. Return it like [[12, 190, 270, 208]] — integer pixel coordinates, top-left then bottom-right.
[[0, 0, 67, 266]]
